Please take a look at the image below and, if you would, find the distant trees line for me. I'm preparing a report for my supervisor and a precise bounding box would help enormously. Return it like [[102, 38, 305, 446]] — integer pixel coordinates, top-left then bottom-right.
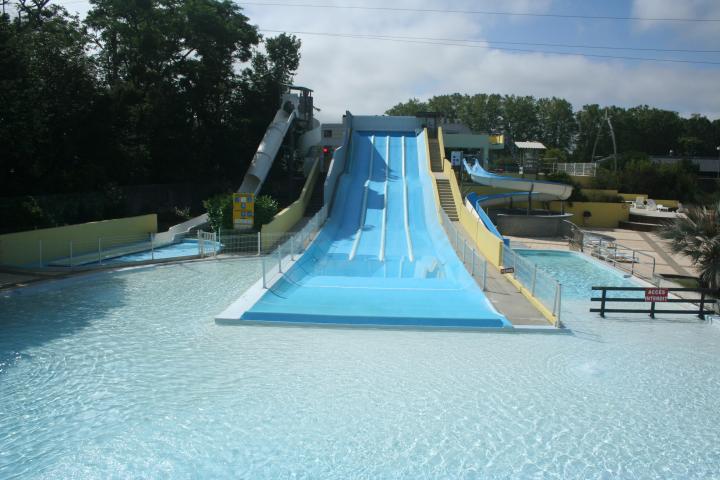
[[1, 0, 301, 200], [386, 94, 720, 160]]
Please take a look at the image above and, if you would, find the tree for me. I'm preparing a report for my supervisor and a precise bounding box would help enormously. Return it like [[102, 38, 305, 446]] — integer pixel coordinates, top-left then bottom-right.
[[501, 95, 539, 145], [536, 97, 576, 150], [659, 202, 720, 289], [385, 98, 428, 116], [0, 3, 101, 196]]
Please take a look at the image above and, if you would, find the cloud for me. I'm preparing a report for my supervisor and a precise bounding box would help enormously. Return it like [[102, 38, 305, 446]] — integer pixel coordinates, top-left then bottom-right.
[[244, 1, 720, 121], [56, 0, 720, 121], [632, 0, 720, 42]]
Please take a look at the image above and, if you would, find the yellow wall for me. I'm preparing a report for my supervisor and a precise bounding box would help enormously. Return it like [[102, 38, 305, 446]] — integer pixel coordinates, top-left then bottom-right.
[[261, 157, 321, 249], [583, 188, 619, 200], [569, 175, 593, 187], [618, 192, 647, 202], [616, 193, 678, 209], [549, 201, 629, 228], [653, 199, 680, 209], [433, 128, 504, 267], [0, 214, 157, 266]]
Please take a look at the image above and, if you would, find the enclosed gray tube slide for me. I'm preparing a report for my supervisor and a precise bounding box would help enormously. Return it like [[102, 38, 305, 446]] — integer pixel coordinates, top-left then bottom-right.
[[238, 94, 299, 195]]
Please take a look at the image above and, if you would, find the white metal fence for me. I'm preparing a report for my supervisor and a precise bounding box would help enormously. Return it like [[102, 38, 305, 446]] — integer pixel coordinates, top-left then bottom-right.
[[5, 206, 327, 271], [554, 162, 597, 177], [439, 210, 489, 290], [502, 244, 563, 326], [6, 232, 193, 269], [258, 205, 329, 289], [583, 236, 657, 282]]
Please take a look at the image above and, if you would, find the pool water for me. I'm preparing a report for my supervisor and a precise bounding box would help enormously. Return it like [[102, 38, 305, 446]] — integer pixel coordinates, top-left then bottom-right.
[[2, 260, 719, 478], [98, 239, 214, 265], [517, 249, 641, 299]]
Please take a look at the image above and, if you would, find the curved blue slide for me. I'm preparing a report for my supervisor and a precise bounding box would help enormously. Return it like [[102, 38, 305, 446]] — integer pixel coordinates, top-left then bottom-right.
[[241, 130, 510, 328], [464, 160, 573, 241]]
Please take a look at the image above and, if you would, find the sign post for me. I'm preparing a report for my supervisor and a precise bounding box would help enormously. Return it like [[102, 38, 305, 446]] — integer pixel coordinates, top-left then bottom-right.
[[232, 193, 255, 230]]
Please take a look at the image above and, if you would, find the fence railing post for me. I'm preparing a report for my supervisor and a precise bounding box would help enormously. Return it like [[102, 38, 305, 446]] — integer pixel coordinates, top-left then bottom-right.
[[482, 260, 487, 291], [699, 291, 706, 319], [290, 236, 295, 261], [631, 251, 635, 275], [531, 264, 538, 296], [600, 288, 606, 317], [277, 245, 283, 274], [262, 256, 267, 288], [257, 232, 261, 256], [556, 284, 562, 327]]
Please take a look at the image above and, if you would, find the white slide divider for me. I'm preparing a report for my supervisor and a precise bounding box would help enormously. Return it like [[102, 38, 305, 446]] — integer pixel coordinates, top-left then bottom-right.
[[379, 136, 390, 261], [349, 135, 374, 260], [402, 136, 414, 262]]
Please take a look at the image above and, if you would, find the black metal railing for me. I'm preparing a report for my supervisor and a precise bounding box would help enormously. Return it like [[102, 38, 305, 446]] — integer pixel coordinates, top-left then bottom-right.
[[590, 286, 717, 319]]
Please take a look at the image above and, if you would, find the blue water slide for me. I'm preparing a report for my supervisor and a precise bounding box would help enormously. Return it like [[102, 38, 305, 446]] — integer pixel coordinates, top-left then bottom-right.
[[240, 129, 510, 328], [464, 160, 573, 200], [463, 160, 572, 243]]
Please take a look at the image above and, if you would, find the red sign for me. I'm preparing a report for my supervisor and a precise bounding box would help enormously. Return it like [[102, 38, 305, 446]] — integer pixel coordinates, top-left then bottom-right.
[[645, 288, 668, 302], [500, 267, 514, 274]]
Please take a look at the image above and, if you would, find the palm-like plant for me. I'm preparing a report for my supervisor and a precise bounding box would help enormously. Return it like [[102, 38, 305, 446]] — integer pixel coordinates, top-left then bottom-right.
[[658, 202, 720, 290]]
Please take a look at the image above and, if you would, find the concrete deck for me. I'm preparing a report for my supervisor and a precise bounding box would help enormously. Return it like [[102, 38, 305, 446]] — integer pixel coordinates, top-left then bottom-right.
[[450, 221, 551, 327]]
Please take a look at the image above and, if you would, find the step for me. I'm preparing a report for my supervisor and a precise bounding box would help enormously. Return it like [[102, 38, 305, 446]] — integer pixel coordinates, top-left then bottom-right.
[[618, 220, 660, 232], [629, 213, 673, 225]]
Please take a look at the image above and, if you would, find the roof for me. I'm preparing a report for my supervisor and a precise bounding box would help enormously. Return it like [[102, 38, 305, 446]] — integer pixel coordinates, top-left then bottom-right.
[[514, 141, 546, 150]]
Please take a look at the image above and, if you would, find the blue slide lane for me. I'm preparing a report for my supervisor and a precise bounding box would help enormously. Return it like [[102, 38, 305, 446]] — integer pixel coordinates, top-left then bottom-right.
[[242, 131, 510, 328]]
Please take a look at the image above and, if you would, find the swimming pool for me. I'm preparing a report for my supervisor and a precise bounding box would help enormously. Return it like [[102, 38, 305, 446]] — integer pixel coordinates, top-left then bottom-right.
[[2, 260, 719, 478], [517, 249, 641, 299], [93, 239, 214, 265]]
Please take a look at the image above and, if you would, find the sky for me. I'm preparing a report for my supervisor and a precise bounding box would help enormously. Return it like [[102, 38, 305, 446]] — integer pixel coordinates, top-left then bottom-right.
[[54, 0, 720, 123]]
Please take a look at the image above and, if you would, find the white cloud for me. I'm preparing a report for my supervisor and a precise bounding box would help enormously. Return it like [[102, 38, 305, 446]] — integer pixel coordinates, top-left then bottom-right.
[[632, 0, 720, 42], [244, 1, 720, 121], [56, 0, 720, 120]]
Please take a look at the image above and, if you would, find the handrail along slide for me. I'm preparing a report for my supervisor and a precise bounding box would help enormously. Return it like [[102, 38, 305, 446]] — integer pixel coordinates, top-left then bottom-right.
[[438, 209, 489, 291], [503, 244, 563, 327]]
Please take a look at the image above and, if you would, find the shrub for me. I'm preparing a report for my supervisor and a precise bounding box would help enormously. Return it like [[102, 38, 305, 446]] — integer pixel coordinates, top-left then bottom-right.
[[203, 194, 233, 232], [254, 195, 279, 228]]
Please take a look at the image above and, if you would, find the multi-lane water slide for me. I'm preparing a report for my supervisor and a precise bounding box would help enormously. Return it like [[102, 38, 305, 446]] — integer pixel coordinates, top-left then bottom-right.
[[236, 119, 509, 328], [463, 160, 573, 240]]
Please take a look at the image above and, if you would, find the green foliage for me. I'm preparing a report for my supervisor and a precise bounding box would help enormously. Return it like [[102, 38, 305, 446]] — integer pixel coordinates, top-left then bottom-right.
[[203, 194, 233, 232], [659, 202, 720, 289], [386, 94, 720, 159], [254, 195, 279, 228], [1, 1, 302, 232]]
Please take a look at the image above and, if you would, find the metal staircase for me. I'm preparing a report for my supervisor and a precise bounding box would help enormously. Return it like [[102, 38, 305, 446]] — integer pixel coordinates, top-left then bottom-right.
[[428, 138, 443, 172], [436, 179, 458, 221]]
